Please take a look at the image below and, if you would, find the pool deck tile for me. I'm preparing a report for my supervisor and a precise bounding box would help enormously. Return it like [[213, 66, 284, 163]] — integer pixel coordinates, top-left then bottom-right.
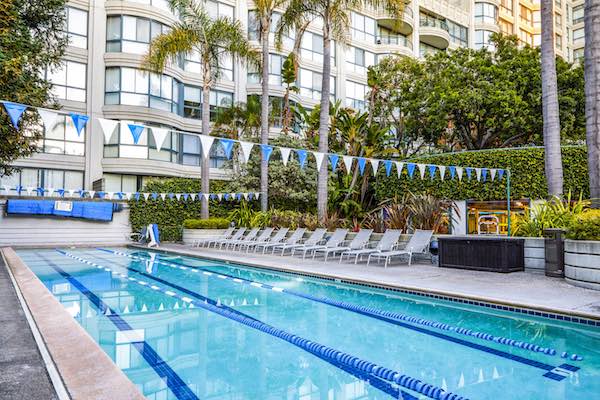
[[150, 244, 600, 320]]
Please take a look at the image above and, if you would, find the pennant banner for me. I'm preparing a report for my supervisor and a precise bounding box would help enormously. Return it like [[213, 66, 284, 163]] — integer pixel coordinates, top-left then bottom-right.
[[98, 118, 119, 143], [70, 113, 89, 136], [329, 154, 339, 172], [279, 147, 291, 166], [296, 149, 308, 169], [199, 135, 215, 159], [2, 102, 27, 128], [38, 109, 58, 132], [152, 127, 169, 152], [220, 138, 235, 159]]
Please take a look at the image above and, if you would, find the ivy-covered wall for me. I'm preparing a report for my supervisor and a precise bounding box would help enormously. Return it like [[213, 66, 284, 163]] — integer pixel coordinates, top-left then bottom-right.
[[374, 146, 589, 202], [128, 178, 234, 241]]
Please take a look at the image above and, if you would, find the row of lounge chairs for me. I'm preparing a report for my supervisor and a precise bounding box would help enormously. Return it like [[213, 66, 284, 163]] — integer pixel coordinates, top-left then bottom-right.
[[192, 227, 434, 267]]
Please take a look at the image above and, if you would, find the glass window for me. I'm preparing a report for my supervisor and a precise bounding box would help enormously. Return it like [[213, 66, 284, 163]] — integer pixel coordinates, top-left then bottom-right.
[[298, 68, 335, 101], [420, 12, 448, 31], [345, 81, 367, 111], [573, 28, 584, 42], [41, 115, 85, 156], [573, 5, 584, 24], [106, 15, 169, 54], [345, 47, 375, 74], [377, 26, 411, 47], [300, 31, 335, 65], [475, 2, 498, 24], [248, 53, 283, 85], [46, 61, 87, 102], [351, 12, 376, 43], [1, 168, 83, 191], [66, 7, 88, 48], [447, 20, 468, 47], [181, 134, 200, 166], [500, 0, 513, 15], [520, 5, 532, 25], [475, 30, 496, 50], [419, 41, 440, 57], [206, 0, 234, 19], [574, 48, 584, 62], [184, 86, 201, 119]]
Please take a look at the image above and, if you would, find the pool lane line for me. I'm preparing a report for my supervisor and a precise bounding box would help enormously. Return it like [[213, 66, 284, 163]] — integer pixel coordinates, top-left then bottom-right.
[[62, 250, 463, 400], [100, 248, 584, 374], [39, 254, 200, 400]]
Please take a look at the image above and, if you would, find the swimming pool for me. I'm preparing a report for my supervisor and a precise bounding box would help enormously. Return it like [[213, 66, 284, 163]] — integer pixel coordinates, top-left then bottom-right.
[[17, 247, 600, 400]]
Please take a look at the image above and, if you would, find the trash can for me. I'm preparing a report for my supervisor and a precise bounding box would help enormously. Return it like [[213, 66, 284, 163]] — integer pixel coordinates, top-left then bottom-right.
[[543, 228, 565, 278]]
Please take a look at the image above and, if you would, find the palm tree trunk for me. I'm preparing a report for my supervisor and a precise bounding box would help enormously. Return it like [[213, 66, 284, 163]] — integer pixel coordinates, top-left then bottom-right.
[[316, 24, 331, 220], [260, 21, 270, 212], [201, 79, 211, 219], [585, 0, 600, 207], [541, 0, 564, 197]]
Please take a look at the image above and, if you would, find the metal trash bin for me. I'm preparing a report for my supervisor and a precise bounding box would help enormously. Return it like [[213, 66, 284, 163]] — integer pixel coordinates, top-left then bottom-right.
[[543, 228, 565, 278]]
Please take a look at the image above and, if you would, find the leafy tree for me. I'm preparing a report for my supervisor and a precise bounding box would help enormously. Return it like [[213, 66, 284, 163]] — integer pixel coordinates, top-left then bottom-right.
[[0, 0, 67, 175], [144, 0, 258, 219], [281, 53, 298, 133], [213, 96, 262, 139], [584, 0, 600, 207]]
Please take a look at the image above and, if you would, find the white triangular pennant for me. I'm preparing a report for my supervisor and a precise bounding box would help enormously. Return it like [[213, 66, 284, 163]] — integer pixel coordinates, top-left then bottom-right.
[[279, 147, 291, 166], [439, 166, 446, 181], [475, 168, 482, 181], [175, 193, 181, 201], [26, 187, 34, 196], [143, 193, 150, 200], [97, 118, 119, 143], [312, 151, 326, 170], [199, 135, 215, 159], [106, 192, 114, 200], [47, 187, 54, 196], [417, 164, 426, 179], [243, 193, 249, 200], [160, 193, 167, 201], [342, 156, 353, 175], [88, 190, 95, 199], [37, 109, 58, 133], [151, 127, 169, 152], [190, 193, 197, 201], [456, 167, 464, 181], [240, 142, 254, 163], [202, 193, 209, 201], [395, 162, 404, 177], [490, 169, 497, 181], [217, 193, 223, 201], [370, 159, 380, 174], [68, 189, 75, 197], [255, 192, 260, 200], [125, 192, 132, 200]]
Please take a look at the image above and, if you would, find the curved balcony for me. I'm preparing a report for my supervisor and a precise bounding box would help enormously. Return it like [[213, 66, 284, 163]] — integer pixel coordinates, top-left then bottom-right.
[[419, 19, 450, 49], [374, 5, 414, 36], [375, 34, 414, 57]]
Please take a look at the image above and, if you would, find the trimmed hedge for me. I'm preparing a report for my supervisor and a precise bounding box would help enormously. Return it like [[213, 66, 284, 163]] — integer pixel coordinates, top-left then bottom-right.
[[567, 210, 600, 241], [183, 218, 231, 229], [374, 146, 589, 201]]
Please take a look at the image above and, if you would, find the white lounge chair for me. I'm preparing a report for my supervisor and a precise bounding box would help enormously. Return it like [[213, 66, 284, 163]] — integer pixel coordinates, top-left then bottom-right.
[[313, 229, 373, 261], [262, 228, 306, 254], [209, 227, 246, 248], [367, 229, 433, 268], [339, 229, 402, 264], [247, 228, 289, 253], [193, 226, 234, 247], [293, 229, 349, 259], [236, 228, 274, 251], [277, 228, 326, 256], [224, 228, 260, 250]]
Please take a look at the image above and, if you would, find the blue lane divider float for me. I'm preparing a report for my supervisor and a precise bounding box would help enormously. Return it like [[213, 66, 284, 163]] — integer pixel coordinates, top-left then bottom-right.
[[60, 250, 466, 400], [39, 254, 200, 400], [99, 248, 584, 363]]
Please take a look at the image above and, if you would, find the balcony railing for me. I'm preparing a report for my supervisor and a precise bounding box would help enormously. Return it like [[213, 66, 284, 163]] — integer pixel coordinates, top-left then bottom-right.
[[419, 17, 449, 32], [376, 35, 413, 48]]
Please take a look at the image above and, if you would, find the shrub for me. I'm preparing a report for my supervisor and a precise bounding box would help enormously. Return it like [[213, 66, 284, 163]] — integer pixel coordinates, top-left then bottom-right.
[[514, 193, 589, 237], [567, 210, 600, 241], [183, 218, 231, 229]]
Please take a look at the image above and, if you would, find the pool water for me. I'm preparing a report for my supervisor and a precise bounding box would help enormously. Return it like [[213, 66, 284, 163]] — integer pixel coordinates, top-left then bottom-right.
[[17, 248, 600, 400]]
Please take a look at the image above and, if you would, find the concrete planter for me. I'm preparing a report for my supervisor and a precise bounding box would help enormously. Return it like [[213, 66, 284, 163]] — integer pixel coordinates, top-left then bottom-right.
[[182, 228, 228, 245], [565, 240, 600, 290]]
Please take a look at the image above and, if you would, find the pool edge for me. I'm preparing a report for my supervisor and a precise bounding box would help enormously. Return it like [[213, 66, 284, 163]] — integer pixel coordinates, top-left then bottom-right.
[[1, 247, 146, 400]]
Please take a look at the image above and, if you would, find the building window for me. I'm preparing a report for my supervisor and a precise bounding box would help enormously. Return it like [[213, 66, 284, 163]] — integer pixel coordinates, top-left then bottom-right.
[[555, 34, 562, 49], [554, 14, 562, 30], [573, 5, 584, 24], [499, 20, 513, 35], [351, 12, 376, 43], [376, 26, 411, 47], [65, 7, 88, 48], [345, 81, 367, 111], [520, 5, 532, 25], [40, 115, 85, 156], [105, 67, 180, 113], [420, 12, 448, 31], [519, 29, 534, 46], [247, 11, 295, 48], [500, 0, 513, 15], [447, 20, 468, 47], [0, 168, 84, 191], [419, 41, 440, 57], [475, 30, 496, 50], [474, 2, 498, 25], [573, 27, 584, 42], [574, 48, 584, 62], [104, 120, 179, 162], [103, 174, 139, 192], [345, 47, 375, 74], [46, 60, 87, 102], [206, 0, 234, 19], [298, 68, 335, 101], [248, 53, 283, 85], [183, 86, 233, 122], [300, 31, 336, 65], [533, 10, 541, 29], [106, 15, 169, 54], [127, 0, 171, 12]]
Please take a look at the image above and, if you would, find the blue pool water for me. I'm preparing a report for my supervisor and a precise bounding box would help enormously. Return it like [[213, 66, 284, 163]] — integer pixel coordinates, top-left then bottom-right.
[[17, 247, 600, 400]]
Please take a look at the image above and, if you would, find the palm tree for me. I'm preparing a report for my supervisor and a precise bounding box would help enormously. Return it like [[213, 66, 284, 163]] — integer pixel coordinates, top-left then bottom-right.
[[540, 0, 564, 197], [585, 0, 600, 207], [253, 0, 288, 212], [279, 0, 404, 220], [145, 0, 257, 219]]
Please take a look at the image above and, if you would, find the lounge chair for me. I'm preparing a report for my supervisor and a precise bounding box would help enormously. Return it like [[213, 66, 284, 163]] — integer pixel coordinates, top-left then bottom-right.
[[367, 229, 433, 268], [293, 229, 348, 259], [223, 228, 260, 250], [193, 226, 235, 247], [247, 228, 289, 253], [209, 227, 246, 248], [236, 228, 274, 251], [262, 228, 306, 254], [339, 229, 402, 264], [276, 228, 326, 256], [312, 229, 373, 261]]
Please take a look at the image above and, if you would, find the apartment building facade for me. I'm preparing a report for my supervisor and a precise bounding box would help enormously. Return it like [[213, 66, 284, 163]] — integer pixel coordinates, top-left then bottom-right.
[[0, 0, 580, 194]]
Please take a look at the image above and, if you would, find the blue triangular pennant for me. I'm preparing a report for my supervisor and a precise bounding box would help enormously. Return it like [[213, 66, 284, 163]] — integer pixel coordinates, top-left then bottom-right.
[[209, 194, 217, 200], [357, 158, 366, 175], [481, 168, 488, 182], [497, 169, 505, 180], [296, 149, 308, 169], [36, 188, 45, 196], [151, 193, 159, 200], [183, 193, 189, 201], [224, 193, 230, 201], [220, 138, 235, 159], [78, 189, 85, 198], [69, 113, 89, 136], [2, 102, 27, 129], [260, 144, 273, 162], [236, 193, 243, 200], [168, 193, 174, 199], [15, 186, 23, 195], [384, 160, 393, 177], [407, 163, 416, 178], [449, 166, 456, 179], [128, 124, 144, 144], [57, 189, 65, 197], [466, 168, 473, 180], [428, 165, 437, 179], [329, 154, 339, 172], [134, 192, 140, 201]]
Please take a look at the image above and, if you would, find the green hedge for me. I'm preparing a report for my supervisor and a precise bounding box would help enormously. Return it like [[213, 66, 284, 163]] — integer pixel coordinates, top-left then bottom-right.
[[374, 146, 589, 201], [567, 210, 600, 241], [129, 177, 234, 241], [183, 218, 231, 229]]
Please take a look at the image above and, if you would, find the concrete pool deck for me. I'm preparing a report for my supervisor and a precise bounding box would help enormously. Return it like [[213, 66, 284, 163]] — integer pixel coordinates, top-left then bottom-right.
[[147, 243, 600, 321]]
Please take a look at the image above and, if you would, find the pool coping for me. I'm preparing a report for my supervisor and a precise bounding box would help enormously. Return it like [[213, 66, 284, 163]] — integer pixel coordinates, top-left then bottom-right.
[[1, 247, 145, 400], [133, 244, 600, 327]]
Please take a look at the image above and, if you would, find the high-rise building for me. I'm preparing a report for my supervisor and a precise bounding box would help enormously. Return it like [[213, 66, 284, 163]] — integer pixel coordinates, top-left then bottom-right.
[[0, 0, 580, 194]]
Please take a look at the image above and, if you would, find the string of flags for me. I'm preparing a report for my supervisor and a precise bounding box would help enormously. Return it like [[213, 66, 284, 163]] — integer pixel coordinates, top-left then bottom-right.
[[0, 185, 260, 202], [1, 100, 507, 183]]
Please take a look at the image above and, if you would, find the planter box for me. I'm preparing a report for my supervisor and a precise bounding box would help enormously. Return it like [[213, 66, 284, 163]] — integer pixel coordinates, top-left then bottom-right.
[[438, 236, 525, 273], [182, 228, 228, 245], [565, 240, 600, 291]]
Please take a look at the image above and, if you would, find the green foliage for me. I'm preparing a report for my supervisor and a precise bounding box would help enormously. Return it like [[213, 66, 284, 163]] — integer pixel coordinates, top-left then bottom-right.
[[374, 146, 589, 202], [0, 0, 67, 175], [514, 193, 589, 237], [270, 209, 319, 229], [183, 218, 230, 229], [567, 211, 600, 241], [227, 201, 272, 228]]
